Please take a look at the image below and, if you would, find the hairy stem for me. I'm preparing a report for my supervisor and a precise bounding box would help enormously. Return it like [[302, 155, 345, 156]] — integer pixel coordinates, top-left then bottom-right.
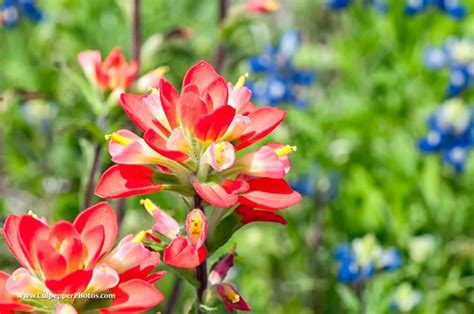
[[194, 194, 208, 314], [83, 144, 102, 208], [132, 0, 142, 66]]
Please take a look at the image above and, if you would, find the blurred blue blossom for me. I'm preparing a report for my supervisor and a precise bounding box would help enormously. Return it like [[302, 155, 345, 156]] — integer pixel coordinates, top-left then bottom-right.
[[391, 283, 422, 312], [247, 30, 316, 109], [327, 0, 388, 12], [335, 234, 402, 283], [0, 0, 43, 28], [418, 99, 474, 173], [424, 38, 474, 97], [405, 0, 467, 20], [290, 167, 339, 205]]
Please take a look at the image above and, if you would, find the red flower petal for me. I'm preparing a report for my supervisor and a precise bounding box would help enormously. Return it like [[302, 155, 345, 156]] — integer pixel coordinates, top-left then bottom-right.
[[101, 279, 164, 313], [95, 164, 162, 198], [204, 76, 229, 109], [192, 181, 240, 208], [235, 205, 287, 225], [36, 240, 68, 280], [238, 178, 301, 210], [45, 269, 93, 294], [216, 283, 251, 312], [159, 79, 179, 129], [17, 216, 49, 275], [80, 225, 105, 269], [2, 216, 33, 271], [182, 60, 220, 94], [0, 271, 34, 312], [120, 93, 169, 137], [163, 237, 207, 268], [235, 107, 286, 150], [74, 202, 118, 262], [195, 105, 236, 142], [120, 93, 154, 132], [177, 91, 208, 133], [143, 128, 189, 162]]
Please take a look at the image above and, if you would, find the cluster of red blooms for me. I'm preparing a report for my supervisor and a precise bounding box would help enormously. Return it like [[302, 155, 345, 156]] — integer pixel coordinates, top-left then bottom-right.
[[1, 8, 301, 312]]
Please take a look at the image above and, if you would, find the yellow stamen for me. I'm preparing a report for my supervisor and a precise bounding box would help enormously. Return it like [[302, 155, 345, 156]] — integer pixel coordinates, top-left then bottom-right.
[[140, 198, 157, 216], [105, 132, 132, 146], [275, 145, 297, 157], [235, 73, 249, 89], [132, 230, 152, 243], [224, 286, 241, 304], [27, 210, 39, 219]]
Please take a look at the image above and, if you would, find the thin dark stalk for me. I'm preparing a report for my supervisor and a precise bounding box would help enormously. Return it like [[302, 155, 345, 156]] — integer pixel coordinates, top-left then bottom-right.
[[117, 198, 126, 227], [164, 276, 183, 314], [0, 127, 4, 199], [194, 194, 208, 314], [132, 0, 142, 66], [83, 144, 102, 208], [214, 0, 229, 72]]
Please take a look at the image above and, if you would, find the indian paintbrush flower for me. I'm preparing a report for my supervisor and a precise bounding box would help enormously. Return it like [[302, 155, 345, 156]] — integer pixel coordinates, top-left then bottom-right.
[[142, 199, 207, 268], [0, 202, 165, 313], [245, 0, 279, 14], [209, 247, 251, 313], [77, 48, 167, 106], [94, 60, 302, 212]]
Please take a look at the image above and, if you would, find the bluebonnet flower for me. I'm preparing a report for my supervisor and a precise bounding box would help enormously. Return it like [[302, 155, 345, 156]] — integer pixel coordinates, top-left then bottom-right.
[[290, 167, 339, 205], [335, 234, 402, 283], [418, 99, 474, 173], [391, 283, 422, 312], [424, 38, 474, 97], [405, 0, 467, 20], [0, 0, 43, 28], [327, 0, 388, 12], [247, 30, 316, 109]]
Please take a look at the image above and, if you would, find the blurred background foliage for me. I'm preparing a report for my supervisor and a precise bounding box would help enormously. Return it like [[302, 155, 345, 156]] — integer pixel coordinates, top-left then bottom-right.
[[1, 0, 474, 313]]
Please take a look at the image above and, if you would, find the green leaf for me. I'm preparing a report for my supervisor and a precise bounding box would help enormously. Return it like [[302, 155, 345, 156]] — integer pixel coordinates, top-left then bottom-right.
[[336, 285, 360, 313]]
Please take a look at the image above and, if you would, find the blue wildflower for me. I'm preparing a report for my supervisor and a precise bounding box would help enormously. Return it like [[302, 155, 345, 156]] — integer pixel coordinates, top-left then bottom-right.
[[247, 30, 316, 109], [0, 0, 43, 28], [391, 283, 422, 312], [378, 248, 402, 271], [335, 235, 402, 283], [424, 38, 474, 97], [290, 168, 339, 205], [418, 99, 474, 173], [327, 0, 388, 12], [405, 0, 467, 20]]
